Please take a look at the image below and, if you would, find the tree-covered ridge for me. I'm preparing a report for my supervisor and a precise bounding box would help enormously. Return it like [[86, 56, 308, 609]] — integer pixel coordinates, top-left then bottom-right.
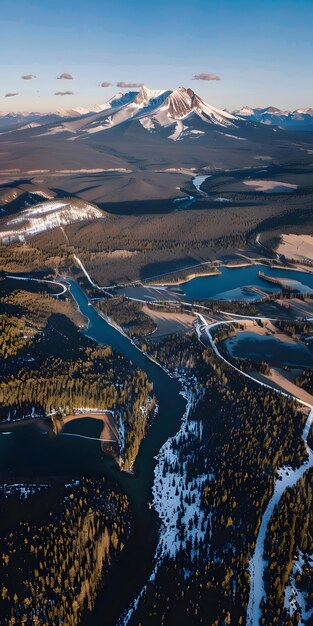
[[126, 333, 308, 625], [0, 242, 53, 274], [96, 297, 156, 338], [0, 287, 85, 360], [0, 290, 156, 470], [0, 478, 130, 626]]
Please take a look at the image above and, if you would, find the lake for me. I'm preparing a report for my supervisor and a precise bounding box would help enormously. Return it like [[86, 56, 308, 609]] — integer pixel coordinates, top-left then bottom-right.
[[118, 264, 313, 303], [225, 332, 313, 368], [178, 265, 313, 301]]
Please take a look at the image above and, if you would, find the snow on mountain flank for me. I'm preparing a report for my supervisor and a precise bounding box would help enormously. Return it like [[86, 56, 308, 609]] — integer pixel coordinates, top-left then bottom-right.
[[163, 87, 237, 125], [133, 85, 167, 107], [0, 198, 104, 243], [81, 85, 170, 135], [19, 85, 243, 140], [137, 87, 240, 140], [3, 91, 313, 135]]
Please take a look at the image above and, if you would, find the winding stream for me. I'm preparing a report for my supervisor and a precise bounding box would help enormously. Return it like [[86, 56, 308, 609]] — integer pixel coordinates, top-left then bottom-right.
[[192, 174, 211, 195], [66, 279, 187, 514]]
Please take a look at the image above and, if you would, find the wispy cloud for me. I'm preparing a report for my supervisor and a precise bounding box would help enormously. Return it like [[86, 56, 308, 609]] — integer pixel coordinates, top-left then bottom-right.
[[192, 73, 221, 81], [5, 92, 19, 98], [55, 91, 74, 96], [57, 73, 73, 80], [116, 82, 143, 88], [99, 81, 112, 87], [21, 74, 36, 80]]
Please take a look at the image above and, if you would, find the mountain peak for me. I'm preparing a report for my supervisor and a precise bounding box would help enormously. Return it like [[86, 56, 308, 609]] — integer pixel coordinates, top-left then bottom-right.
[[237, 106, 254, 115], [159, 87, 238, 128], [134, 85, 167, 107], [265, 106, 282, 113], [162, 87, 195, 118]]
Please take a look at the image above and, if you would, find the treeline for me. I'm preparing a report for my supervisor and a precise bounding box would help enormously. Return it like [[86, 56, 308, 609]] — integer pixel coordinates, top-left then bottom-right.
[[145, 263, 220, 285], [0, 239, 63, 274], [0, 478, 130, 626], [276, 319, 313, 337], [0, 289, 85, 360], [193, 299, 258, 315]]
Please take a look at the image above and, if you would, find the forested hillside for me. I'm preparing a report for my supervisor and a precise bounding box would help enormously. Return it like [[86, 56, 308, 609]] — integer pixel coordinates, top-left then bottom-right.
[[125, 333, 310, 625], [0, 478, 130, 626]]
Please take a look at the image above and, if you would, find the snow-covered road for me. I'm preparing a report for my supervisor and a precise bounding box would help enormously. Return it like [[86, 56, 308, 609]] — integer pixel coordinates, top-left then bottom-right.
[[196, 314, 313, 626], [6, 274, 67, 296], [246, 408, 313, 626], [73, 255, 100, 288]]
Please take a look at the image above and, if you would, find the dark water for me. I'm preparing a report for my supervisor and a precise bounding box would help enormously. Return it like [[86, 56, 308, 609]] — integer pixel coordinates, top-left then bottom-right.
[[226, 332, 313, 368], [0, 423, 109, 476], [68, 279, 186, 513], [0, 279, 187, 624], [0, 279, 186, 516], [0, 276, 60, 295]]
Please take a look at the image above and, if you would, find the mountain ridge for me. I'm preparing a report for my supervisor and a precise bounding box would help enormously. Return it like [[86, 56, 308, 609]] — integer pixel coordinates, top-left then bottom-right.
[[0, 85, 313, 136], [234, 104, 313, 129]]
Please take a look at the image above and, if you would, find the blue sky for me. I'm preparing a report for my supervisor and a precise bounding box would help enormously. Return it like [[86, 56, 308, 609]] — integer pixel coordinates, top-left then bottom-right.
[[1, 0, 313, 112]]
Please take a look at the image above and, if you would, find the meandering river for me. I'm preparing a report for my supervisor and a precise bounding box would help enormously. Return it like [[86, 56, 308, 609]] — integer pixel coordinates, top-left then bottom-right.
[[0, 278, 187, 625], [2, 274, 313, 624], [66, 279, 187, 512]]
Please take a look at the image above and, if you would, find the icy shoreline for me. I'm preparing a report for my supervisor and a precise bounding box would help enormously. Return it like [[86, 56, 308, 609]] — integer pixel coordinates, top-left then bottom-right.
[[118, 373, 205, 625]]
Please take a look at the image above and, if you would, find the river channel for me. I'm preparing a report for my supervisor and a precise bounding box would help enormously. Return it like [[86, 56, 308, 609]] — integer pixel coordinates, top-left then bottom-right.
[[0, 278, 187, 625]]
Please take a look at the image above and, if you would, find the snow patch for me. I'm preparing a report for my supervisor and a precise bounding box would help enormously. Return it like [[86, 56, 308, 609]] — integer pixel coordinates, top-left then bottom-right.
[[0, 199, 104, 243]]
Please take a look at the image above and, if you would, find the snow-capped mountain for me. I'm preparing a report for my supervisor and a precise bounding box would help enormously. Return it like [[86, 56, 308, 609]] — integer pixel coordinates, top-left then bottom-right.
[[20, 85, 247, 142], [234, 105, 313, 130], [2, 89, 313, 135], [136, 87, 239, 140], [75, 85, 171, 135], [0, 198, 104, 243]]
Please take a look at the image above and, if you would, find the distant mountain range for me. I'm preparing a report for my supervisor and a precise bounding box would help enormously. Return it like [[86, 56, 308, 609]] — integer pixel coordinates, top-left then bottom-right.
[[1, 85, 312, 207], [1, 86, 312, 134], [0, 85, 260, 142], [233, 105, 313, 130]]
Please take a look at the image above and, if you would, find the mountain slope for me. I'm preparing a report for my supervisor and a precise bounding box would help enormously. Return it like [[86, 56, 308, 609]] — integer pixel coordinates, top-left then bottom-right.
[[4, 86, 247, 142], [1, 85, 312, 207], [136, 87, 240, 141], [0, 102, 115, 132]]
